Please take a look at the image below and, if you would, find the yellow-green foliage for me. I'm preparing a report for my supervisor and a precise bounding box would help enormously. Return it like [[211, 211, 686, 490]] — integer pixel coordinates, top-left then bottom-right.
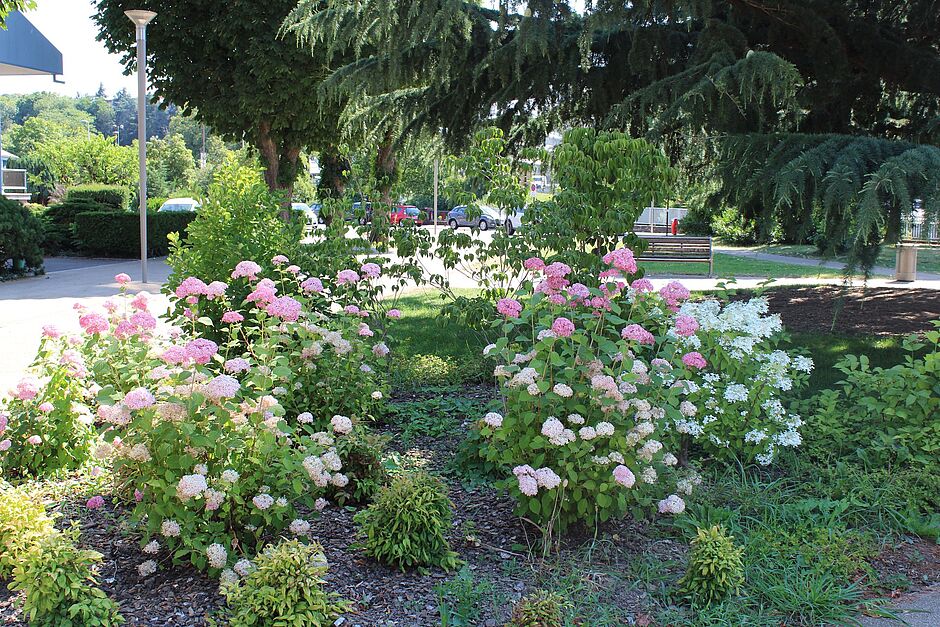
[[12, 525, 123, 626], [354, 470, 460, 571], [507, 590, 564, 627], [220, 539, 349, 626], [680, 525, 745, 605], [0, 483, 56, 578]]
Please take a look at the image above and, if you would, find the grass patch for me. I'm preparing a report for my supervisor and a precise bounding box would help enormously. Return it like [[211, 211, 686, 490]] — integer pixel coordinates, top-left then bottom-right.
[[785, 332, 906, 397], [642, 252, 857, 279], [750, 243, 940, 274], [384, 396, 487, 445]]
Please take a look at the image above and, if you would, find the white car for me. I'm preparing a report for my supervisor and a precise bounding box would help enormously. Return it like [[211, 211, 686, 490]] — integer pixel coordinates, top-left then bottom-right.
[[158, 197, 200, 213], [504, 206, 526, 235]]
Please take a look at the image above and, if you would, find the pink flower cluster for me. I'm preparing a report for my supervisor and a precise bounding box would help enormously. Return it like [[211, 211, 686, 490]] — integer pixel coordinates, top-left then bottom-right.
[[681, 351, 707, 370], [266, 296, 302, 322], [336, 269, 360, 285], [621, 324, 655, 345], [513, 464, 561, 497], [613, 464, 636, 488], [79, 312, 109, 335], [301, 277, 324, 293], [231, 260, 262, 280], [360, 263, 381, 279], [551, 317, 575, 338], [497, 298, 523, 318], [658, 494, 686, 514], [659, 281, 691, 311], [673, 315, 699, 337], [13, 376, 40, 401], [246, 279, 278, 305], [602, 248, 638, 274], [123, 387, 155, 410]]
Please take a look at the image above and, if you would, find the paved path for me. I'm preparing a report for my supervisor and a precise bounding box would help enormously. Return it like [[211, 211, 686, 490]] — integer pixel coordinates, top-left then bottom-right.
[[716, 246, 940, 281], [860, 587, 940, 626], [0, 258, 171, 393]]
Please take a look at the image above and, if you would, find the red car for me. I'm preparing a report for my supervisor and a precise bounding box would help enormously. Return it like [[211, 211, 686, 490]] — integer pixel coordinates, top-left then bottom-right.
[[389, 205, 424, 226]]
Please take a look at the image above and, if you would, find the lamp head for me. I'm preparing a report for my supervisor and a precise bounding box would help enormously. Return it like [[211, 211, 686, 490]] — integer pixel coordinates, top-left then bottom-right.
[[124, 10, 157, 26]]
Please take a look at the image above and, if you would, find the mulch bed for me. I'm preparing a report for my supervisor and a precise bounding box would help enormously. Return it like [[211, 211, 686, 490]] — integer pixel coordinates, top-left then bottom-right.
[[748, 286, 940, 336]]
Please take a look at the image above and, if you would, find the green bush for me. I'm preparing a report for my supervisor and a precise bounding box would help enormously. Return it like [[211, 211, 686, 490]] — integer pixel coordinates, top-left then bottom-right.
[[219, 539, 349, 627], [328, 430, 389, 506], [0, 484, 56, 579], [66, 184, 129, 211], [0, 196, 45, 275], [147, 196, 168, 212], [679, 525, 745, 606], [12, 525, 124, 626], [73, 211, 196, 257], [44, 199, 113, 252], [810, 324, 940, 470], [711, 206, 758, 244], [507, 591, 564, 627], [354, 470, 460, 571]]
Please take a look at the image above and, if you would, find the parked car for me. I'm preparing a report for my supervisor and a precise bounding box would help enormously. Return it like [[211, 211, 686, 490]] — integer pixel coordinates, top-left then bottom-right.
[[291, 202, 322, 229], [446, 204, 504, 231], [504, 206, 526, 235], [390, 205, 423, 226], [158, 197, 200, 213], [348, 201, 373, 224]]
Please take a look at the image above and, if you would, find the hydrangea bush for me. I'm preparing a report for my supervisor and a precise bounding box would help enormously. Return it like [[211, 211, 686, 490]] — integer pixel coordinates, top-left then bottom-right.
[[478, 249, 812, 539]]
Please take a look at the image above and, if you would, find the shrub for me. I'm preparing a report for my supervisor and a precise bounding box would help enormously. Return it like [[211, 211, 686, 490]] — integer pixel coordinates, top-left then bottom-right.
[[809, 323, 940, 470], [507, 591, 564, 627], [354, 471, 460, 571], [327, 429, 389, 505], [679, 525, 745, 606], [44, 199, 113, 251], [147, 196, 168, 212], [0, 484, 56, 578], [66, 184, 130, 211], [12, 525, 124, 626], [0, 331, 97, 476], [0, 196, 45, 275], [73, 211, 196, 257], [218, 539, 349, 627], [711, 206, 757, 244]]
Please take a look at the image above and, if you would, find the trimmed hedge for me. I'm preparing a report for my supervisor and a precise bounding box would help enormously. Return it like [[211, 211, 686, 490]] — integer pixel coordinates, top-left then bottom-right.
[[65, 185, 130, 211], [0, 197, 44, 275], [74, 211, 195, 257]]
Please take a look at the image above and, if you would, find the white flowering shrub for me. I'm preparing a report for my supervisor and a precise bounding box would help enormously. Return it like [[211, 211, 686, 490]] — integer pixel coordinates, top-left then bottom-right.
[[481, 252, 697, 536], [672, 297, 813, 465]]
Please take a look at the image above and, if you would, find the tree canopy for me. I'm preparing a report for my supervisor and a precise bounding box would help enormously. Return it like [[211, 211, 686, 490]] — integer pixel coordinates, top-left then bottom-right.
[[94, 0, 343, 195]]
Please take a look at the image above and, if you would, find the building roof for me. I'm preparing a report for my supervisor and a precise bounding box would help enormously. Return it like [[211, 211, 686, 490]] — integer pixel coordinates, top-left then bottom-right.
[[1, 149, 18, 159], [0, 11, 63, 77]]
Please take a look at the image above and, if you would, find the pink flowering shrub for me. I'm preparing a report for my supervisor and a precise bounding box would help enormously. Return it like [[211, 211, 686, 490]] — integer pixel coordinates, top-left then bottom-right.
[[479, 251, 699, 539]]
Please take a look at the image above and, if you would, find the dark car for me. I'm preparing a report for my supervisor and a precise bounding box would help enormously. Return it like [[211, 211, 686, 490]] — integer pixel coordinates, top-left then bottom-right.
[[348, 201, 373, 224], [446, 204, 504, 231]]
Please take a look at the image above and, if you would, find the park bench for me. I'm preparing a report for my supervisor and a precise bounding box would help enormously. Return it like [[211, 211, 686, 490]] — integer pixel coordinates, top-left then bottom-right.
[[635, 235, 714, 277]]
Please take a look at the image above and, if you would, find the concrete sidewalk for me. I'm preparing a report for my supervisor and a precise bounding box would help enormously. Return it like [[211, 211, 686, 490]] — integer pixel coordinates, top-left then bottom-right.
[[716, 246, 940, 282], [0, 258, 171, 393], [860, 587, 940, 626]]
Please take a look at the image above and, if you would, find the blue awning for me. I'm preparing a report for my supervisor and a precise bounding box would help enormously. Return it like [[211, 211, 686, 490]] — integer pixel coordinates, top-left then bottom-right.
[[0, 11, 63, 77]]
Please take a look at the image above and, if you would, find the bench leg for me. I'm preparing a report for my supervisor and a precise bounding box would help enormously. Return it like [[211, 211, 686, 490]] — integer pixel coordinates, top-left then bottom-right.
[[708, 258, 713, 278]]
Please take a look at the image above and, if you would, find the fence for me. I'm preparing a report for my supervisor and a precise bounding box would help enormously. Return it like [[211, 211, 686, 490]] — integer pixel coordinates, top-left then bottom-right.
[[901, 218, 940, 244], [633, 206, 689, 233]]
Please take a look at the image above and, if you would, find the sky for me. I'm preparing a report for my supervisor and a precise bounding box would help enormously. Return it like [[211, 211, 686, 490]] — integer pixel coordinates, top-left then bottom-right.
[[0, 0, 137, 98]]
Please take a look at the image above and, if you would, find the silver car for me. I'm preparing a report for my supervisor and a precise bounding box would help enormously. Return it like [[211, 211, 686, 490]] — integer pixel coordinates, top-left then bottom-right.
[[446, 204, 504, 231]]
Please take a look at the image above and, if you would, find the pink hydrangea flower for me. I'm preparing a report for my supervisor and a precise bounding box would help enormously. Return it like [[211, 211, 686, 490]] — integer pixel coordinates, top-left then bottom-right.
[[131, 311, 157, 331], [27, 435, 42, 445], [360, 262, 381, 278], [301, 277, 324, 293], [548, 293, 567, 306], [630, 278, 655, 293], [551, 317, 575, 337], [621, 324, 655, 345], [221, 311, 244, 324], [602, 248, 638, 274], [38, 402, 54, 413], [161, 345, 187, 365], [518, 474, 538, 497], [673, 315, 699, 337], [115, 273, 132, 285], [231, 260, 263, 280], [175, 277, 209, 299], [358, 323, 374, 337], [660, 281, 691, 310], [14, 376, 40, 401], [79, 313, 109, 335], [0, 439, 10, 451], [184, 338, 218, 365], [123, 387, 155, 410], [266, 296, 302, 322], [567, 283, 590, 300], [386, 309, 402, 319], [206, 375, 240, 400], [523, 257, 545, 271], [336, 269, 360, 285], [131, 292, 149, 311], [41, 325, 62, 338], [658, 494, 686, 514], [271, 255, 290, 266], [224, 358, 250, 373], [544, 262, 572, 278], [682, 351, 707, 370], [87, 495, 105, 510], [613, 464, 636, 488], [496, 298, 522, 318], [246, 279, 278, 305], [205, 281, 228, 299], [0, 415, 7, 433], [344, 305, 361, 315]]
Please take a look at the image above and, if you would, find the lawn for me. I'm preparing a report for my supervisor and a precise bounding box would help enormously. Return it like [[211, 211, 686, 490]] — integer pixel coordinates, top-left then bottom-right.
[[641, 252, 871, 279], [746, 243, 940, 275]]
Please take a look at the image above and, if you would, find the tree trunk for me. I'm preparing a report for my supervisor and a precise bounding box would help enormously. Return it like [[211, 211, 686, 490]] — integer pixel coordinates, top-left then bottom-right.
[[370, 130, 398, 244], [256, 121, 301, 214], [317, 145, 350, 227]]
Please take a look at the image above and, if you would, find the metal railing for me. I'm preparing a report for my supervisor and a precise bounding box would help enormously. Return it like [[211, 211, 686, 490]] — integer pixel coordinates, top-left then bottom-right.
[[633, 206, 689, 233], [901, 218, 939, 244]]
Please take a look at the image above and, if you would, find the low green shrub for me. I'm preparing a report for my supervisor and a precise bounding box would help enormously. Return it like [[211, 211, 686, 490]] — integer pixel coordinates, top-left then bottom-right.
[[809, 324, 940, 470], [679, 525, 745, 606], [354, 470, 460, 571], [12, 525, 124, 626], [218, 539, 349, 627], [73, 211, 195, 257], [66, 184, 129, 211], [0, 196, 44, 275], [711, 206, 758, 244], [507, 591, 564, 627], [0, 484, 56, 578], [327, 429, 389, 506]]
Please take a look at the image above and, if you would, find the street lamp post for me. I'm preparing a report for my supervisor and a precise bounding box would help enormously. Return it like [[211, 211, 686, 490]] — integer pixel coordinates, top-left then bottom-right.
[[125, 9, 157, 283]]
